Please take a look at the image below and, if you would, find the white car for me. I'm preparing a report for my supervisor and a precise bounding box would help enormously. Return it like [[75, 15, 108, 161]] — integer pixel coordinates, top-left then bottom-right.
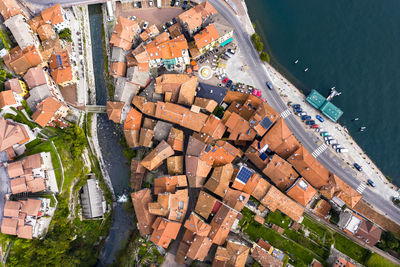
[[149, 0, 153, 7], [134, 2, 137, 8], [131, 16, 137, 21], [142, 21, 149, 30], [176, 0, 181, 6]]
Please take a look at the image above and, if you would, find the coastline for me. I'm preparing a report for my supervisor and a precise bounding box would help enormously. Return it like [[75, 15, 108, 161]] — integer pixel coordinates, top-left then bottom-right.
[[230, 0, 399, 209]]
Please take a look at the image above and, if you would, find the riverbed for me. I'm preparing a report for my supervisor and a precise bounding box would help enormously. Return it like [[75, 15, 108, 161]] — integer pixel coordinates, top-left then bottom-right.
[[88, 4, 134, 266]]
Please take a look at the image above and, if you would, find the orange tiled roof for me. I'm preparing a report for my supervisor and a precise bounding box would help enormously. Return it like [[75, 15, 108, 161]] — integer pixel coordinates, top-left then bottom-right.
[[154, 175, 187, 194], [312, 199, 331, 219], [49, 51, 73, 84], [140, 140, 174, 171], [37, 24, 55, 41], [41, 4, 64, 25], [106, 101, 124, 123], [1, 217, 17, 235], [244, 140, 271, 170], [155, 74, 196, 103], [186, 235, 213, 261], [224, 111, 256, 141], [194, 190, 218, 220], [110, 16, 140, 50], [262, 154, 299, 190], [131, 189, 156, 236], [178, 1, 217, 32], [251, 244, 283, 267], [199, 140, 242, 167], [139, 128, 154, 148], [145, 34, 188, 61], [4, 200, 21, 217], [194, 24, 220, 50], [286, 177, 317, 206], [154, 101, 208, 132], [194, 97, 218, 113], [110, 61, 126, 78], [167, 127, 184, 151], [222, 188, 249, 212], [204, 163, 233, 197], [288, 146, 330, 189], [184, 212, 212, 236], [31, 97, 66, 127], [150, 217, 181, 248], [124, 107, 142, 130], [3, 46, 43, 74], [213, 240, 250, 267], [261, 118, 300, 159], [167, 155, 184, 175], [208, 204, 238, 245], [0, 90, 16, 108], [260, 186, 304, 222], [241, 173, 271, 201], [200, 115, 226, 141], [320, 173, 361, 208], [0, 117, 29, 152], [0, 0, 21, 20]]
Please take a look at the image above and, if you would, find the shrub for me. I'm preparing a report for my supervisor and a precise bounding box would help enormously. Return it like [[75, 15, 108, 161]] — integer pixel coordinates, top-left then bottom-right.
[[58, 28, 72, 42], [260, 52, 270, 62]]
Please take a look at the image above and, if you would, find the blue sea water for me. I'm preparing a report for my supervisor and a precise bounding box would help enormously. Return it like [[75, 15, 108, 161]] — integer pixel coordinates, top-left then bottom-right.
[[246, 0, 400, 186]]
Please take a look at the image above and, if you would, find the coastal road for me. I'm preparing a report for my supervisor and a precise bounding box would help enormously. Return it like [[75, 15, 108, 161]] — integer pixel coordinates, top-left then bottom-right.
[[208, 0, 400, 224]]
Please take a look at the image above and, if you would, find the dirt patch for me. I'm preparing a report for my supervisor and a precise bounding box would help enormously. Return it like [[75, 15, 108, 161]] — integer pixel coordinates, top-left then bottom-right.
[[115, 3, 184, 27], [354, 200, 400, 235]]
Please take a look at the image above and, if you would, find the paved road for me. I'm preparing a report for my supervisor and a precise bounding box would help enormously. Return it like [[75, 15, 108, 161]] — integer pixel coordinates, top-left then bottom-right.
[[21, 0, 108, 8], [208, 0, 400, 224], [20, 0, 400, 224]]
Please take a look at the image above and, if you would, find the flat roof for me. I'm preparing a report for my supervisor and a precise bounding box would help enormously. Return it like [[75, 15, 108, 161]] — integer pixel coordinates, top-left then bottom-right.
[[306, 89, 326, 109], [197, 83, 227, 104], [320, 101, 343, 122]]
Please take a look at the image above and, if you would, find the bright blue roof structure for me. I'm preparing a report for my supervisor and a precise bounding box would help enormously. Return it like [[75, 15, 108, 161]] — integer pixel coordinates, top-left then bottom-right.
[[236, 166, 253, 184], [306, 90, 326, 109], [320, 101, 343, 122]]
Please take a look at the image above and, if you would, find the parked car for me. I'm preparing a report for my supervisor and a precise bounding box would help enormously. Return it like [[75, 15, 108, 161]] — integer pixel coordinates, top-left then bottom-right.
[[301, 115, 311, 121], [324, 136, 333, 141], [175, 0, 180, 6], [367, 179, 376, 187], [149, 0, 153, 7], [252, 89, 261, 97], [134, 2, 137, 8], [172, 18, 177, 24], [231, 85, 236, 90], [227, 48, 235, 55], [298, 112, 307, 117], [326, 139, 337, 144], [266, 81, 273, 90], [226, 80, 233, 88], [222, 78, 229, 84], [131, 16, 137, 21], [294, 108, 303, 113], [224, 52, 232, 58], [162, 25, 167, 31], [310, 124, 319, 129], [138, 1, 142, 8], [182, 1, 188, 9], [320, 132, 329, 137], [354, 163, 363, 172], [316, 115, 324, 122], [305, 120, 315, 125], [170, 0, 175, 6], [292, 104, 301, 109]]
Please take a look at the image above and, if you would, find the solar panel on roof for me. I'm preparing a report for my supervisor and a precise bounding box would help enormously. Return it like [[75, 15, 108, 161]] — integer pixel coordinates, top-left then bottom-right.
[[259, 153, 267, 161], [236, 167, 253, 184], [56, 55, 62, 67], [260, 117, 272, 130], [205, 145, 212, 153]]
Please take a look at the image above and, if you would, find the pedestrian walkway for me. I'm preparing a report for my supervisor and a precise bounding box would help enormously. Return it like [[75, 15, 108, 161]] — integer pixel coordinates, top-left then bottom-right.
[[312, 144, 328, 158], [280, 109, 291, 119], [356, 183, 367, 194]]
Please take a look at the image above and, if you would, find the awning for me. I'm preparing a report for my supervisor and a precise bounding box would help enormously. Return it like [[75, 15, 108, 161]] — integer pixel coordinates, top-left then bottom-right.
[[221, 38, 233, 47]]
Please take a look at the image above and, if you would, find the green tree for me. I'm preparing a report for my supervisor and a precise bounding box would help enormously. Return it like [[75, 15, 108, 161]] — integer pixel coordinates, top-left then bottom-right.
[[213, 105, 225, 119], [58, 124, 87, 158], [251, 33, 264, 52], [260, 51, 270, 62], [58, 28, 72, 42]]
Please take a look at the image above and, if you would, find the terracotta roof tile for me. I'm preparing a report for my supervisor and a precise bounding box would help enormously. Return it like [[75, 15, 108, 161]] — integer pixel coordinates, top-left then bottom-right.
[[288, 146, 330, 189], [106, 101, 124, 123], [131, 188, 156, 236], [1, 217, 17, 235], [32, 97, 67, 127], [222, 188, 249, 212], [0, 0, 21, 20], [154, 175, 187, 194], [167, 127, 184, 151], [23, 67, 47, 89], [41, 4, 63, 25], [194, 24, 220, 50], [355, 220, 382, 246], [37, 24, 55, 41], [10, 177, 27, 194], [0, 90, 16, 108], [186, 235, 213, 261], [194, 190, 217, 220], [320, 173, 361, 208], [167, 155, 184, 175], [139, 128, 154, 147], [140, 140, 174, 171], [261, 118, 300, 159], [260, 186, 304, 222], [184, 212, 212, 236], [251, 244, 283, 267], [194, 97, 218, 112], [208, 204, 238, 245], [178, 1, 217, 32], [200, 115, 226, 141], [20, 198, 42, 216], [130, 159, 146, 190], [150, 217, 181, 248], [286, 177, 317, 206], [124, 108, 142, 130], [312, 199, 331, 219], [262, 154, 298, 190], [110, 61, 126, 77], [0, 118, 29, 152], [4, 200, 21, 217], [204, 163, 233, 197]]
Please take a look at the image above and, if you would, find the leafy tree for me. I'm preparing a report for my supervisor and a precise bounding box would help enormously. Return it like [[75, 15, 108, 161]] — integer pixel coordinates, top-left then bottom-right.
[[58, 124, 87, 158], [260, 51, 270, 62], [213, 105, 225, 119], [251, 33, 264, 52], [58, 28, 72, 42], [378, 231, 399, 251]]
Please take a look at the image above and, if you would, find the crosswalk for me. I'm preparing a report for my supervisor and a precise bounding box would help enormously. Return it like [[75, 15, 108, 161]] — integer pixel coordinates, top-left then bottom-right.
[[280, 109, 291, 119], [356, 183, 367, 194], [311, 144, 328, 158]]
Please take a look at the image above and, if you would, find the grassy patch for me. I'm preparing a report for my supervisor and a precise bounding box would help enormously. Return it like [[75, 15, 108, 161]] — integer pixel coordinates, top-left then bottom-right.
[[333, 233, 369, 263], [245, 221, 324, 266], [284, 229, 329, 259], [0, 28, 12, 50], [21, 100, 33, 116], [266, 210, 291, 229], [239, 207, 255, 228], [366, 253, 399, 267]]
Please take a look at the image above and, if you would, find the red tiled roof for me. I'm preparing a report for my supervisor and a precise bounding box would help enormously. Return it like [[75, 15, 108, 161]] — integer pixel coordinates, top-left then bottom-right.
[[286, 177, 317, 206], [41, 4, 64, 25], [150, 217, 181, 248]]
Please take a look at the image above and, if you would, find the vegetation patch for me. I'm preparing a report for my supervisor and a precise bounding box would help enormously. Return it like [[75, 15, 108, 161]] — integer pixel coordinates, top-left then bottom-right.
[[366, 253, 399, 267], [4, 108, 38, 129], [266, 210, 291, 229], [58, 28, 72, 42], [333, 233, 369, 263]]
